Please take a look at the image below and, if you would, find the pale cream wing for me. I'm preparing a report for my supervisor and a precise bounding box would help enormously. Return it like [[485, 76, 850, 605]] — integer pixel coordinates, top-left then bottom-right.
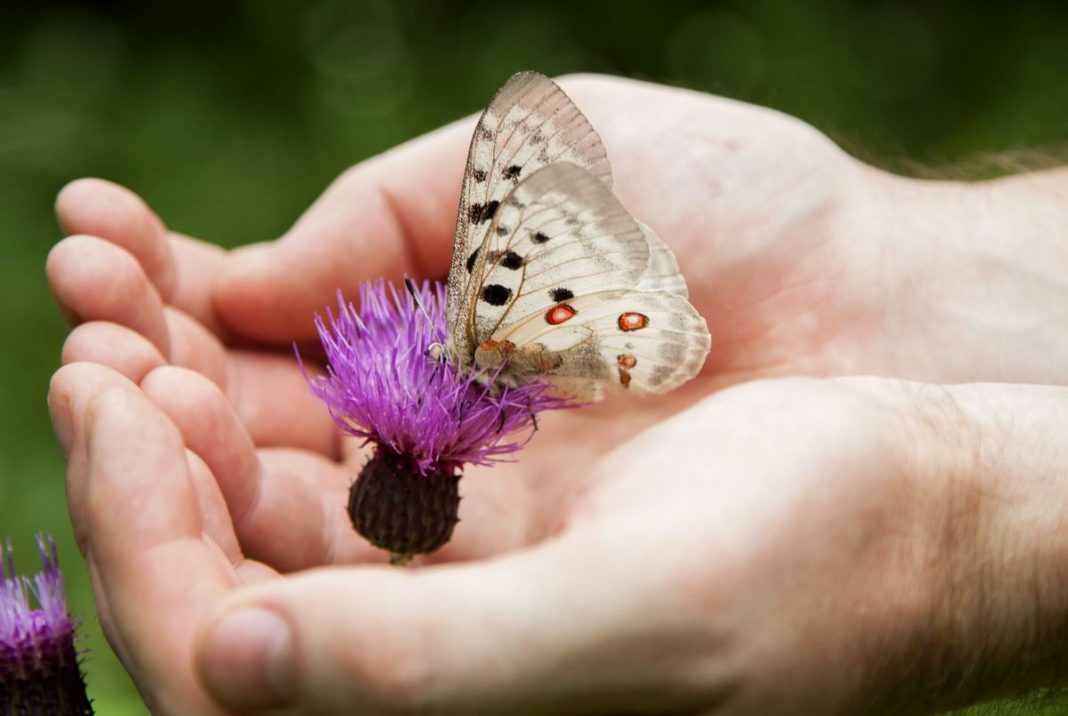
[[466, 162, 709, 398], [464, 162, 648, 345], [499, 290, 711, 397], [446, 72, 612, 359], [636, 221, 689, 297]]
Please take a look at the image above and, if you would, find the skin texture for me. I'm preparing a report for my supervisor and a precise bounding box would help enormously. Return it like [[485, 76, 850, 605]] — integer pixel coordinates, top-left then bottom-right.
[[45, 75, 1068, 714]]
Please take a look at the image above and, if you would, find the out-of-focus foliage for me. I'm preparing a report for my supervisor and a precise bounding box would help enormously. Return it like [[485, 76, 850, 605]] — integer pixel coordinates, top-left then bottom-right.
[[1, 1, 1065, 713]]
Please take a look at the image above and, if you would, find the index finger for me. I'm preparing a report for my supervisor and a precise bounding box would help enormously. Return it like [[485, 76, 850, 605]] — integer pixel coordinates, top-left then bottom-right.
[[214, 120, 473, 343], [56, 369, 243, 713]]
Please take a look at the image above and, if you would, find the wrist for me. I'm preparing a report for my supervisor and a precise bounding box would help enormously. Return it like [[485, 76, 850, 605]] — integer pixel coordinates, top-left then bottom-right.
[[855, 167, 1068, 384], [881, 382, 1068, 710]]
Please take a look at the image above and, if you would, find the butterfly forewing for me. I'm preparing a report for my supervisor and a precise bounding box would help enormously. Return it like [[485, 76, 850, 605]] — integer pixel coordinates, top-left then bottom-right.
[[447, 72, 613, 360], [466, 162, 649, 344]]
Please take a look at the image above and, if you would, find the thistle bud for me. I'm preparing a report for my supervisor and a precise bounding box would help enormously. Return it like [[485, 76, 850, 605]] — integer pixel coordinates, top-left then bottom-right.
[[0, 534, 92, 715]]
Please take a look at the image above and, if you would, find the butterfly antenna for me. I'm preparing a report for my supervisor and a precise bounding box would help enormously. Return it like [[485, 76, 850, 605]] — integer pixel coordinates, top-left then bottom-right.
[[405, 277, 439, 329], [405, 277, 449, 362]]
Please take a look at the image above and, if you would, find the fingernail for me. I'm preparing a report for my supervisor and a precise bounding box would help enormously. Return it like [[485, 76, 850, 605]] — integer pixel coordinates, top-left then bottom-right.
[[199, 606, 294, 708]]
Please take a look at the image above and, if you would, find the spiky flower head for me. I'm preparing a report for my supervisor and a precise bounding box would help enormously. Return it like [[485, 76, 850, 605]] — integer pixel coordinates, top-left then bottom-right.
[[0, 534, 92, 715], [304, 280, 573, 560]]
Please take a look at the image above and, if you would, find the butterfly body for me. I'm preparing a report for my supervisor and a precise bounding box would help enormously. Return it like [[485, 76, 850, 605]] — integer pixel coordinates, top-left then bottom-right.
[[445, 72, 711, 400]]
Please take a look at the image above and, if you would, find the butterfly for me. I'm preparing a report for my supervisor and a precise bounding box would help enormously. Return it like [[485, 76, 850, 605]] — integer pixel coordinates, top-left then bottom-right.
[[440, 72, 711, 400]]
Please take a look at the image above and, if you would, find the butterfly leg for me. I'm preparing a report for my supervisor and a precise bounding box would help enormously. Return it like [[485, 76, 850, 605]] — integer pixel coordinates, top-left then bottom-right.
[[492, 404, 537, 433]]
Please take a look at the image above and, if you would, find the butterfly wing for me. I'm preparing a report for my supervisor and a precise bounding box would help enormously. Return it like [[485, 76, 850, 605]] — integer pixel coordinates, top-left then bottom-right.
[[465, 162, 648, 342], [446, 72, 612, 362], [468, 162, 710, 399], [499, 290, 710, 398], [636, 222, 690, 297]]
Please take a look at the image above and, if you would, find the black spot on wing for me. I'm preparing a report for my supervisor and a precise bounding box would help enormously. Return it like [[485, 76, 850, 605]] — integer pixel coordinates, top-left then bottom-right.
[[500, 251, 525, 270], [468, 200, 500, 224], [496, 225, 510, 237], [503, 165, 522, 181], [531, 231, 550, 244], [465, 247, 480, 273], [472, 168, 487, 183], [550, 287, 574, 302], [481, 284, 512, 306]]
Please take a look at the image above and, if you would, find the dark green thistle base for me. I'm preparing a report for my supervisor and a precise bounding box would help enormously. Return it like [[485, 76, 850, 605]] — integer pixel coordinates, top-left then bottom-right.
[[347, 447, 461, 563]]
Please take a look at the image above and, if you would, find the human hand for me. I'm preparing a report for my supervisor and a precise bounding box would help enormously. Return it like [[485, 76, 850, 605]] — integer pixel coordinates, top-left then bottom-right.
[[48, 364, 1068, 714], [46, 74, 1068, 562], [47, 74, 893, 562], [45, 74, 1068, 712]]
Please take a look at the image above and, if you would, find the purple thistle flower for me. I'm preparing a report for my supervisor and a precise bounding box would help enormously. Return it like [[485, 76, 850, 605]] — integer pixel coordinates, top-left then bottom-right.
[[302, 280, 574, 560], [0, 534, 92, 715], [307, 280, 570, 472]]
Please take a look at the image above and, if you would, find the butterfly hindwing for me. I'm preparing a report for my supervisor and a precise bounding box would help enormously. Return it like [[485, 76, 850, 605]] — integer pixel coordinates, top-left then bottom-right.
[[636, 222, 689, 297], [495, 289, 710, 398], [446, 72, 612, 359]]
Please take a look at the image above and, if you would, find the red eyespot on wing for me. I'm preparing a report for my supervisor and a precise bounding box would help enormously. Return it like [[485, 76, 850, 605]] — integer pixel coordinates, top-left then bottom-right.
[[618, 367, 632, 388], [546, 304, 577, 325], [618, 353, 637, 369], [618, 312, 649, 332]]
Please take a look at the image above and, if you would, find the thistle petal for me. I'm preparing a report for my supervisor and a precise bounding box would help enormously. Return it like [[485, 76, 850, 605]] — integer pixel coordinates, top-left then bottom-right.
[[302, 280, 574, 474]]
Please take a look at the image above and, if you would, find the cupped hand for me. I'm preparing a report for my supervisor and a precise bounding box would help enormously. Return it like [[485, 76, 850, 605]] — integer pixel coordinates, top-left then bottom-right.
[[50, 361, 968, 714], [45, 74, 1068, 712], [46, 75, 898, 563]]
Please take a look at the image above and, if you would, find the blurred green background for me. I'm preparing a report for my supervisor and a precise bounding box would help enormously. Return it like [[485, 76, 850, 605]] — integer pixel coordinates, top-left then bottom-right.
[[2, 1, 1066, 713]]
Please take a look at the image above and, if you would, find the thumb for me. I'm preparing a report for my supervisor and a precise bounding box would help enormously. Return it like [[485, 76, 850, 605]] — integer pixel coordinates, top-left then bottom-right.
[[194, 532, 722, 714], [212, 121, 471, 343]]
